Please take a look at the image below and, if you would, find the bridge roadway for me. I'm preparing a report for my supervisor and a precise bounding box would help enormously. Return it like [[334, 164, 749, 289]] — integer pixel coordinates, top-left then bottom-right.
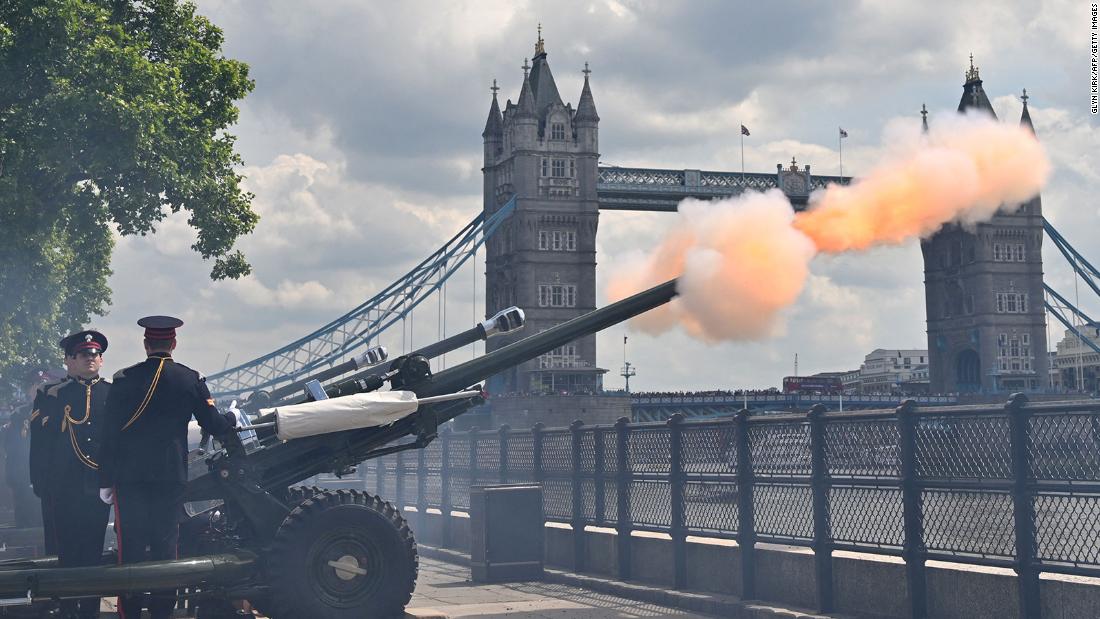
[[631, 393, 958, 421]]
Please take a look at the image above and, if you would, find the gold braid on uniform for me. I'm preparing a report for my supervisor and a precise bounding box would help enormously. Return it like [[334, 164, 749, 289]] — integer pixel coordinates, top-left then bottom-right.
[[122, 357, 167, 431], [63, 378, 102, 469]]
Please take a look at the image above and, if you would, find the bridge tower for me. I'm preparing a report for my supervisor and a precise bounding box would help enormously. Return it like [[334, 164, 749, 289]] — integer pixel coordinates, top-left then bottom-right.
[[482, 32, 602, 396], [921, 58, 1048, 393]]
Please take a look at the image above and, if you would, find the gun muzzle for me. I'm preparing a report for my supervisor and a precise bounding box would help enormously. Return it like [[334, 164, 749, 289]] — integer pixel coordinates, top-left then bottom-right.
[[479, 306, 525, 338]]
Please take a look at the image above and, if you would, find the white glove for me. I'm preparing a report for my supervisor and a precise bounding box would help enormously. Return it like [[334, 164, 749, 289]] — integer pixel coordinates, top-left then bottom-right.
[[99, 487, 115, 505]]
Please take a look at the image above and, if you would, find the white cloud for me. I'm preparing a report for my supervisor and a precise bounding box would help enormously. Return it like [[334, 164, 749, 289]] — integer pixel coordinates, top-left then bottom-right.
[[88, 1, 1097, 392]]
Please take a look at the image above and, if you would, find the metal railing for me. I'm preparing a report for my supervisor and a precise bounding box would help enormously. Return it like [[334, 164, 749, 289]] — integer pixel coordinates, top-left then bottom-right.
[[353, 395, 1100, 618]]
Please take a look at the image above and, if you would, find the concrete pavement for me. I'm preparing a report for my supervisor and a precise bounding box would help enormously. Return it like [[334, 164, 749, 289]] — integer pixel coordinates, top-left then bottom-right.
[[406, 556, 719, 618]]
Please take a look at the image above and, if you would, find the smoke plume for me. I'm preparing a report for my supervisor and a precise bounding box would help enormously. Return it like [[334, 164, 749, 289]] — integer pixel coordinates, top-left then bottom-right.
[[611, 114, 1051, 342]]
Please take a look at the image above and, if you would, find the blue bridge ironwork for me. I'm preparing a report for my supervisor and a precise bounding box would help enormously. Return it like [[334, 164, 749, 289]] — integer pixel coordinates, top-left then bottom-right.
[[596, 165, 851, 211], [630, 392, 959, 422]]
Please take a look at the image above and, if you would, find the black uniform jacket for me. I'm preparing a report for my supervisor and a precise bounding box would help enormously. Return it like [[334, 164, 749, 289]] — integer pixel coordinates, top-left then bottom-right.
[[99, 353, 232, 488], [27, 380, 67, 496], [4, 402, 33, 488], [35, 377, 111, 497]]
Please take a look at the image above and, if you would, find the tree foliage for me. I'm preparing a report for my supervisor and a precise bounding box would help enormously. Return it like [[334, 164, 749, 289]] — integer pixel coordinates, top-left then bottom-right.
[[0, 0, 257, 398]]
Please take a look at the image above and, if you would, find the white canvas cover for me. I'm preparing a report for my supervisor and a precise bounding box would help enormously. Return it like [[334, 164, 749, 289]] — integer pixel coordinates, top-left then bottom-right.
[[268, 390, 420, 440]]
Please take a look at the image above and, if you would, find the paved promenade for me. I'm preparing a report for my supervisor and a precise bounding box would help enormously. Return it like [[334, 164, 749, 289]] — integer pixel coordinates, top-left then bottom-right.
[[406, 556, 717, 618]]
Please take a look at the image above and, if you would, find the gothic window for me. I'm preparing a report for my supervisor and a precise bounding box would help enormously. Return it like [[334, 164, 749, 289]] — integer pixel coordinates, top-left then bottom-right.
[[552, 158, 567, 178], [541, 158, 549, 177], [538, 229, 576, 251], [569, 159, 575, 178], [994, 243, 1004, 261], [539, 342, 578, 368], [538, 284, 577, 307], [551, 123, 565, 140], [997, 331, 1035, 374], [1013, 244, 1025, 261], [995, 292, 1028, 313]]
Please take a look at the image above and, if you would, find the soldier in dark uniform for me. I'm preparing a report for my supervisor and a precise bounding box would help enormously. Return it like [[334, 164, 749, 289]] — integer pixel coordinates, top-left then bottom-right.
[[39, 330, 112, 619], [98, 316, 235, 619], [2, 369, 49, 529], [28, 370, 68, 556]]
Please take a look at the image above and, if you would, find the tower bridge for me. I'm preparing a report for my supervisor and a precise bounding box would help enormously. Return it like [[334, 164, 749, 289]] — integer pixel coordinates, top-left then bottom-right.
[[207, 37, 1099, 426]]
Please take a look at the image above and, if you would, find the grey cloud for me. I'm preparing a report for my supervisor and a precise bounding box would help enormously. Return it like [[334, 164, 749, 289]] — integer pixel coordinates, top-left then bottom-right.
[[91, 1, 1096, 390]]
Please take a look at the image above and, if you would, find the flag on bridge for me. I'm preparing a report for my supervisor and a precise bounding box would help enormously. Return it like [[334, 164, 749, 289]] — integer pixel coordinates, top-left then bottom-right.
[[740, 124, 751, 136], [839, 127, 849, 138]]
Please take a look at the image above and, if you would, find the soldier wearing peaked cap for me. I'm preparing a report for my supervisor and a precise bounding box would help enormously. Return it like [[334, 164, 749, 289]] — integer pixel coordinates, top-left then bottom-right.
[[32, 330, 112, 618], [98, 316, 236, 619]]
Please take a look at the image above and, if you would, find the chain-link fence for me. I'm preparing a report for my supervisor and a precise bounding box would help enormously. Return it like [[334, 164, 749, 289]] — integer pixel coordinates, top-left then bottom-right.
[[344, 396, 1100, 617]]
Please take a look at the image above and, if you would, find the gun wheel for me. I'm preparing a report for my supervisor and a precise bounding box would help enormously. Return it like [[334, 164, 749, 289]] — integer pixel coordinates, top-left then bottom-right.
[[284, 484, 323, 506], [263, 489, 417, 618]]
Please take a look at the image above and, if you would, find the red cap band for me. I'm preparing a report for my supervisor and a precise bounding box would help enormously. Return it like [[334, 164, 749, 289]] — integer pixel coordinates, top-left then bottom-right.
[[144, 328, 176, 340]]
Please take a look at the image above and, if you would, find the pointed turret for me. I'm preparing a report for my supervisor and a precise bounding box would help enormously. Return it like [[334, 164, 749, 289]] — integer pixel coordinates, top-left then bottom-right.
[[1019, 88, 1035, 135], [575, 62, 599, 123], [483, 80, 503, 166], [482, 80, 503, 139], [920, 103, 929, 134], [515, 58, 536, 119], [528, 29, 563, 120], [958, 54, 997, 118], [510, 58, 538, 148]]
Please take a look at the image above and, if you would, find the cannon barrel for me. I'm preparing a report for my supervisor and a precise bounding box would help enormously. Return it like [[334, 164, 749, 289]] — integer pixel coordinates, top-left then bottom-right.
[[417, 279, 677, 400], [264, 345, 389, 403], [185, 279, 678, 500], [275, 305, 526, 407], [0, 552, 257, 599]]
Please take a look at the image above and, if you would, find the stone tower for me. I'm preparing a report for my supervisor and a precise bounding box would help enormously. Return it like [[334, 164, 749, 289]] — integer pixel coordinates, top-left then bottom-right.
[[481, 32, 603, 395], [921, 58, 1048, 393]]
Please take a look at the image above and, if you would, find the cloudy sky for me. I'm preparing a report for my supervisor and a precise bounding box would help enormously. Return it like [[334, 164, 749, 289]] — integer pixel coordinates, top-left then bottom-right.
[[94, 0, 1098, 392]]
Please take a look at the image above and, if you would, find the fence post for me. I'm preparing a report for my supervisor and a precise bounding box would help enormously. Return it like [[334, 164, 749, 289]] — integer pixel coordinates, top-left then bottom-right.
[[1007, 393, 1040, 618], [375, 453, 386, 498], [668, 412, 687, 589], [440, 427, 453, 548], [593, 428, 607, 526], [807, 404, 833, 612], [499, 425, 510, 484], [470, 426, 480, 498], [897, 399, 927, 619], [734, 408, 756, 600], [395, 451, 406, 511], [570, 419, 587, 572], [416, 444, 428, 536], [615, 416, 632, 580], [532, 421, 546, 550]]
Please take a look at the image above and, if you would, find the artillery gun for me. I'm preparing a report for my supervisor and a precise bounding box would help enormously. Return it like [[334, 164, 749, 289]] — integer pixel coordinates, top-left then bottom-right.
[[0, 280, 677, 617]]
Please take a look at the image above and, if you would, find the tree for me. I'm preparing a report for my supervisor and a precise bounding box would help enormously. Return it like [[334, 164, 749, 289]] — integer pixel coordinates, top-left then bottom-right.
[[0, 0, 257, 399]]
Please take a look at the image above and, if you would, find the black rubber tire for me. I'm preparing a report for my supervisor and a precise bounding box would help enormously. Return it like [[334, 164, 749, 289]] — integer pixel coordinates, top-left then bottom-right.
[[262, 489, 418, 619]]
